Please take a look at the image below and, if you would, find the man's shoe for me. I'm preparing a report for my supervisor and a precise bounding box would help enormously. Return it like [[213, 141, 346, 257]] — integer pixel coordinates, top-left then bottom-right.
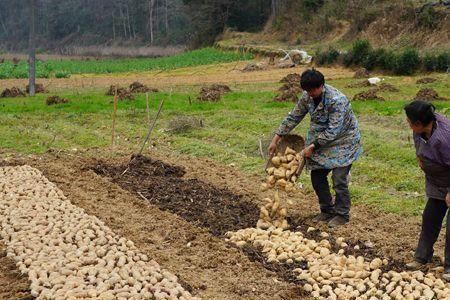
[[405, 260, 427, 270], [328, 215, 349, 228], [312, 213, 334, 222]]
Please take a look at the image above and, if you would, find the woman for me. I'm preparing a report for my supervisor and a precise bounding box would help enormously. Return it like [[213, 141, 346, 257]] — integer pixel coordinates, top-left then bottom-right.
[[404, 100, 450, 281]]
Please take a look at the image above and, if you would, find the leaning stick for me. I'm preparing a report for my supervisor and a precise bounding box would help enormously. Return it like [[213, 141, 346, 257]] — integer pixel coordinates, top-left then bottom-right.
[[111, 87, 118, 147], [145, 92, 150, 125]]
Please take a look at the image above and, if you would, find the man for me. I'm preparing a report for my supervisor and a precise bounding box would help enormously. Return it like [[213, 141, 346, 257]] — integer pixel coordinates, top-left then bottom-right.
[[268, 69, 362, 228]]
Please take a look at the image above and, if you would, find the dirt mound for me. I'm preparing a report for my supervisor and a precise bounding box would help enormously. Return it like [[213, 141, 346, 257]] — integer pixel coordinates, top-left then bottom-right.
[[242, 62, 267, 72], [353, 89, 385, 101], [414, 88, 447, 102], [273, 86, 302, 102], [198, 84, 231, 102], [353, 68, 370, 79], [26, 83, 49, 94], [0, 87, 26, 98], [91, 155, 259, 236], [274, 74, 302, 102], [280, 73, 301, 85], [346, 80, 371, 88], [416, 77, 437, 84], [105, 85, 127, 96], [376, 83, 400, 93], [105, 85, 135, 101], [129, 81, 159, 93], [46, 95, 70, 105]]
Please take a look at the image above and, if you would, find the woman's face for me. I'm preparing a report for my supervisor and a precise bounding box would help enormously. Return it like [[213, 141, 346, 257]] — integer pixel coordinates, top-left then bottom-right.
[[407, 118, 425, 134]]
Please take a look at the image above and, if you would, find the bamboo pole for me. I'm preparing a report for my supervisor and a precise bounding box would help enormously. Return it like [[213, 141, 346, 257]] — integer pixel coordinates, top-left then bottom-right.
[[111, 87, 118, 147]]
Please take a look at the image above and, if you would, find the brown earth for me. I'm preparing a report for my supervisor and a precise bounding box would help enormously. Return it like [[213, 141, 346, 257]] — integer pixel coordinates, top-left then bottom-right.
[[3, 152, 301, 300], [346, 80, 371, 88], [0, 87, 26, 98], [45, 95, 70, 105], [105, 85, 135, 101], [0, 243, 33, 300], [352, 89, 385, 101], [129, 81, 159, 93], [274, 73, 302, 102], [0, 64, 354, 93], [353, 68, 370, 79], [0, 146, 447, 298], [242, 62, 267, 72], [26, 83, 49, 94], [416, 77, 438, 85], [376, 83, 400, 93], [414, 88, 447, 102], [198, 84, 231, 102]]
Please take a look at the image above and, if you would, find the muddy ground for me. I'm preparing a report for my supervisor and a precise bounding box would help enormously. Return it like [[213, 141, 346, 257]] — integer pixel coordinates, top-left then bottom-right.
[[0, 148, 446, 299]]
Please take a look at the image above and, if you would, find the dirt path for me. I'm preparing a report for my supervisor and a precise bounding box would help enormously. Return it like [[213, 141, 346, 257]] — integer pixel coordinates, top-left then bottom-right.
[[0, 243, 33, 300], [0, 63, 353, 92], [10, 153, 300, 300]]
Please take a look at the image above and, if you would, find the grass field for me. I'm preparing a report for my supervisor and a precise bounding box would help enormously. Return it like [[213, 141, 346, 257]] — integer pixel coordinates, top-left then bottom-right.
[[0, 48, 253, 79], [0, 71, 449, 217]]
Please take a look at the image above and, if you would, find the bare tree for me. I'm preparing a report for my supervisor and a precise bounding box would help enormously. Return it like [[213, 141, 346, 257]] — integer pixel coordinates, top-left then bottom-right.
[[28, 0, 36, 96], [148, 0, 155, 43]]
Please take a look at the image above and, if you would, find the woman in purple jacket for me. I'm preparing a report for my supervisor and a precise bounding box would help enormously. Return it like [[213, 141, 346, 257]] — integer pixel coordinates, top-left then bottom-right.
[[404, 101, 450, 281]]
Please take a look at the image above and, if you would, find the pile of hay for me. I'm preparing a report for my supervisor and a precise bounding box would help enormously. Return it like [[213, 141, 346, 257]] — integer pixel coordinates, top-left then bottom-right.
[[198, 84, 232, 102], [0, 87, 26, 98], [414, 88, 447, 102], [46, 96, 70, 105]]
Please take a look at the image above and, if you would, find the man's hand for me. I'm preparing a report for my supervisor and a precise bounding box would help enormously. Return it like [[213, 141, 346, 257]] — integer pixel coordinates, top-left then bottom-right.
[[446, 193, 450, 208], [303, 144, 315, 158], [268, 135, 282, 156]]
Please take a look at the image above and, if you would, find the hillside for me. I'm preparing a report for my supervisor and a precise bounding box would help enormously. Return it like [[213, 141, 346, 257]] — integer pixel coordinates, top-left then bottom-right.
[[218, 0, 450, 53]]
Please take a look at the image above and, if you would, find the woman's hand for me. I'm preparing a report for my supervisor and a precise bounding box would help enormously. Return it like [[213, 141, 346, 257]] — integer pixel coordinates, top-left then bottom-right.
[[268, 135, 282, 156], [303, 144, 315, 158], [446, 193, 450, 208], [417, 157, 424, 170]]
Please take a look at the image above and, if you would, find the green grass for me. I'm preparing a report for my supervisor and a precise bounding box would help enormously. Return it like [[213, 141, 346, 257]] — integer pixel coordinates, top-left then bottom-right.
[[0, 48, 253, 79], [0, 77, 449, 217]]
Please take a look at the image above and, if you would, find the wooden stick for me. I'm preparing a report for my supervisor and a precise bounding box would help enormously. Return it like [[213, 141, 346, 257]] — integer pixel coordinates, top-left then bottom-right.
[[145, 92, 150, 125], [137, 97, 164, 156], [111, 87, 118, 147]]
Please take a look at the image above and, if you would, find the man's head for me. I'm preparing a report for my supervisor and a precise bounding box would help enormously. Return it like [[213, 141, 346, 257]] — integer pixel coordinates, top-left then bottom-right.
[[300, 69, 325, 98], [404, 100, 436, 134]]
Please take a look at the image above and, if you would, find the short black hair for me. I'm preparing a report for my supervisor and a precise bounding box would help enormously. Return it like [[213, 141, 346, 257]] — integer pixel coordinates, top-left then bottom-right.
[[404, 100, 436, 125], [300, 69, 325, 91]]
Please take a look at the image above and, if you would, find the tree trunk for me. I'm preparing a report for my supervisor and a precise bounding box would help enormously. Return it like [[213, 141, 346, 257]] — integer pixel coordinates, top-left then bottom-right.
[[112, 11, 116, 40], [149, 0, 155, 43], [28, 0, 36, 96], [164, 0, 168, 34], [271, 0, 277, 19]]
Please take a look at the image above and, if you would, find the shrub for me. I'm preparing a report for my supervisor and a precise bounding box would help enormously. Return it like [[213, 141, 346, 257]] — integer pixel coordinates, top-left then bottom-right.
[[435, 52, 450, 72], [423, 53, 437, 71], [393, 48, 420, 75], [418, 6, 443, 29], [351, 39, 372, 65], [342, 51, 354, 67], [315, 48, 340, 66]]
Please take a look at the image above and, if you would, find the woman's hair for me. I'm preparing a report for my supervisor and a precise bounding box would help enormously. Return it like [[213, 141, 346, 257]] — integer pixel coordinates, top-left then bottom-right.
[[404, 100, 436, 125], [300, 68, 325, 91]]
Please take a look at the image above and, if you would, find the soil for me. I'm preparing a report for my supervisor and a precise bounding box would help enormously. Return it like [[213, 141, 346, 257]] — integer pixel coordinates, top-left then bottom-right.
[[353, 68, 370, 79], [346, 80, 370, 88], [0, 87, 26, 98], [45, 95, 70, 105], [414, 88, 447, 102], [352, 89, 385, 101], [129, 81, 159, 93], [197, 84, 231, 102], [242, 62, 267, 72], [279, 73, 301, 86], [105, 85, 135, 100], [0, 243, 33, 300], [8, 153, 300, 300], [90, 155, 259, 236], [26, 83, 48, 94], [1, 147, 447, 298], [274, 73, 302, 102], [416, 77, 438, 84], [375, 83, 400, 93]]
